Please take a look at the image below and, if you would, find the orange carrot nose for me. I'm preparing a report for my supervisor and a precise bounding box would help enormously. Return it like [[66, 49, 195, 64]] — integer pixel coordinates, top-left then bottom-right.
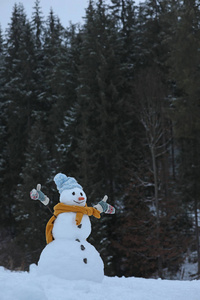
[[78, 197, 85, 201]]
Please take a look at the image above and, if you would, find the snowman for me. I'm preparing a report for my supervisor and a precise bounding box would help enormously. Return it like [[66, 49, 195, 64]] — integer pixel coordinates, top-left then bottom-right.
[[30, 173, 115, 282]]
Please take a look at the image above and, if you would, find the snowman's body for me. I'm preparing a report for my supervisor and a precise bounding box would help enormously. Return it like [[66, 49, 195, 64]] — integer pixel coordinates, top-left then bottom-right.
[[37, 181, 104, 282], [52, 212, 91, 240]]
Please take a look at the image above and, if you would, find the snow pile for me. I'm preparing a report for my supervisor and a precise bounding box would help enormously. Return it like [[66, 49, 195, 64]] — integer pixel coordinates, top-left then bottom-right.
[[38, 239, 104, 282], [0, 266, 200, 300]]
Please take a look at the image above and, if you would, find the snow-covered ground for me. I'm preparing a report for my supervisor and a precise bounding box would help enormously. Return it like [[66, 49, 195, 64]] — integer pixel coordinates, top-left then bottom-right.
[[0, 265, 199, 300]]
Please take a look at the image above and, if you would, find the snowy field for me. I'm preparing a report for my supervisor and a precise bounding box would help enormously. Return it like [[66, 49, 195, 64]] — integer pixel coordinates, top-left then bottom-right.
[[0, 265, 200, 300]]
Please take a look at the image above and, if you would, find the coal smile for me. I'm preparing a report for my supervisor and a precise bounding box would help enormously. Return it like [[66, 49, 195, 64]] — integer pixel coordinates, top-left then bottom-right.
[[73, 200, 84, 204]]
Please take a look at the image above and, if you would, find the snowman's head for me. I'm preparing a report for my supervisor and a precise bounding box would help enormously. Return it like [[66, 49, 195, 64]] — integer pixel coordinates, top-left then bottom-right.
[[54, 173, 87, 207], [60, 187, 87, 206]]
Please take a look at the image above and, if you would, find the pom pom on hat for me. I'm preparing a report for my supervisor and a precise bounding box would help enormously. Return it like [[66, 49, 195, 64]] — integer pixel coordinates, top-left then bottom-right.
[[54, 173, 83, 194]]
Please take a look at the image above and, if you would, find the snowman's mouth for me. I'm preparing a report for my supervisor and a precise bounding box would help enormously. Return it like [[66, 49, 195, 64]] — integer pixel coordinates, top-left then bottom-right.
[[73, 200, 84, 204]]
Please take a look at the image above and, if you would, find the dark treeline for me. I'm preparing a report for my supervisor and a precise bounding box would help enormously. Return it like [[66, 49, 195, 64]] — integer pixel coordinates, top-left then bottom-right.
[[0, 0, 200, 279]]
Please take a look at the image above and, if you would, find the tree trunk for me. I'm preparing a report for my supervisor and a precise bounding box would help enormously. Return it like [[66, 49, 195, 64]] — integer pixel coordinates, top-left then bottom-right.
[[170, 123, 176, 180], [151, 144, 162, 278]]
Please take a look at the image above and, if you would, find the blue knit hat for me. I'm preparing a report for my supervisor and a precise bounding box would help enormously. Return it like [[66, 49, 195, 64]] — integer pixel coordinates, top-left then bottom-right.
[[54, 173, 83, 194]]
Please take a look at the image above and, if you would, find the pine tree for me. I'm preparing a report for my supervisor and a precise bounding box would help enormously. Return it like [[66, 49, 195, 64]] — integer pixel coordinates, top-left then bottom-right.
[[0, 27, 7, 216], [31, 0, 46, 114], [0, 27, 6, 181], [0, 4, 40, 269], [168, 0, 200, 276], [2, 3, 36, 226], [41, 9, 75, 170], [65, 0, 142, 275], [32, 0, 44, 50], [111, 0, 191, 278], [4, 4, 37, 171], [52, 23, 81, 173], [13, 119, 54, 268]]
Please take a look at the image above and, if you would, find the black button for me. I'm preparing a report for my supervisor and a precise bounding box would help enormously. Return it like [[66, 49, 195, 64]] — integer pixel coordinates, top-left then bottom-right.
[[83, 258, 87, 264], [81, 245, 85, 250], [75, 239, 80, 242], [78, 224, 82, 228]]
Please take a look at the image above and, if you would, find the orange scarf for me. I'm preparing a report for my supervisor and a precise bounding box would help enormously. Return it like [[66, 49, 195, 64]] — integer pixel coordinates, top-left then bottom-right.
[[45, 202, 101, 244]]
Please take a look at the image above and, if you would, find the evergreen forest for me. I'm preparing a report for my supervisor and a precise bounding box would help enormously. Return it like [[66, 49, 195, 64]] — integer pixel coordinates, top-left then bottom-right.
[[0, 0, 200, 279]]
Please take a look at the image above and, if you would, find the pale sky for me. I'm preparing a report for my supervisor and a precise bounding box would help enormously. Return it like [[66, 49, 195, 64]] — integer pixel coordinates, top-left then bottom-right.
[[0, 0, 141, 33]]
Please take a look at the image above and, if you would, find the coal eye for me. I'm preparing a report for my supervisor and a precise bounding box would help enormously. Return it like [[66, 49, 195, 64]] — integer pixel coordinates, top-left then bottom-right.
[[80, 192, 83, 196], [72, 192, 75, 195]]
